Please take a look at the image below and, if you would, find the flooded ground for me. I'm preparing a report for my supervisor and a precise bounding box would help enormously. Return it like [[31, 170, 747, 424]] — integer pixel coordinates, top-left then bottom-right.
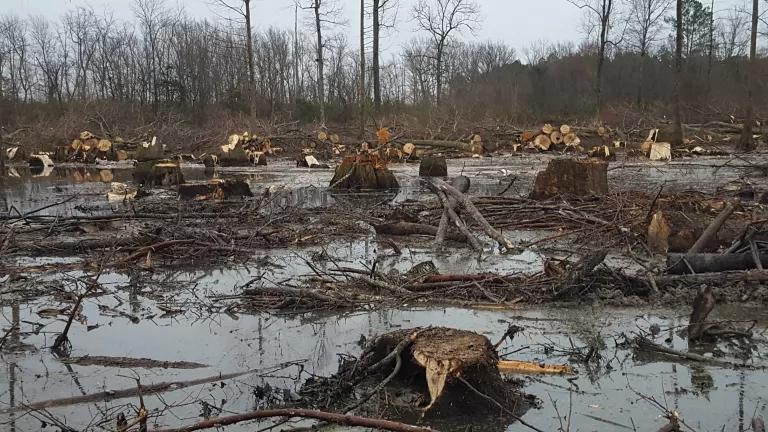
[[2, 153, 768, 431]]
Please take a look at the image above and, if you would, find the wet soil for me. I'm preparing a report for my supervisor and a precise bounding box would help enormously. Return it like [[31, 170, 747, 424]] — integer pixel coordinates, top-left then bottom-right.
[[2, 152, 768, 431]]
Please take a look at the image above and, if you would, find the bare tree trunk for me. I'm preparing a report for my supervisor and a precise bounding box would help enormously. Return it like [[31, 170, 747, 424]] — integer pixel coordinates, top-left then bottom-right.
[[244, 0, 254, 86], [738, 0, 758, 152], [670, 0, 684, 147], [435, 44, 443, 104], [293, 4, 301, 102], [373, 0, 382, 111], [313, 0, 326, 125], [360, 0, 366, 138]]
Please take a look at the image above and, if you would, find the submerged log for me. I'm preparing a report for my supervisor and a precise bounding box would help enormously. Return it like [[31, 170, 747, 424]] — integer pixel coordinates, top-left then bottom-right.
[[134, 160, 184, 187], [667, 252, 768, 274], [530, 158, 608, 200], [688, 285, 715, 342], [373, 222, 468, 243], [419, 156, 448, 177], [330, 154, 399, 190]]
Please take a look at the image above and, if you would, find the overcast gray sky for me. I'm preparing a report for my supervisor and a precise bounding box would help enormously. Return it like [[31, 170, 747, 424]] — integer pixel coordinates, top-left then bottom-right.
[[3, 0, 749, 59]]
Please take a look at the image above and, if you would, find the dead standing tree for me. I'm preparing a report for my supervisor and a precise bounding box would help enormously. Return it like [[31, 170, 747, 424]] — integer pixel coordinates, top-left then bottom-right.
[[670, 0, 684, 147], [738, 0, 758, 152], [210, 0, 256, 88], [566, 0, 624, 118], [301, 0, 345, 126], [372, 0, 398, 111], [412, 0, 481, 105]]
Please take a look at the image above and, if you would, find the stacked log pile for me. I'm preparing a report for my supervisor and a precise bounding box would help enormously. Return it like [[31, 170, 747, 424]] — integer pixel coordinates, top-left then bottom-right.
[[218, 132, 282, 167], [520, 124, 584, 152], [57, 131, 138, 163]]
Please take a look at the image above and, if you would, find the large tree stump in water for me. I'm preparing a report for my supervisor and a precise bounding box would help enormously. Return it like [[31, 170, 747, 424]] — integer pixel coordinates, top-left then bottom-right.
[[530, 158, 608, 200], [330, 154, 399, 190], [419, 156, 448, 177], [355, 327, 528, 418], [134, 160, 184, 187]]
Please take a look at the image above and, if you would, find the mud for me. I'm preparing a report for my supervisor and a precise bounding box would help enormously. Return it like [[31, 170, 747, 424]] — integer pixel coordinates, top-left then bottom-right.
[[2, 152, 768, 431]]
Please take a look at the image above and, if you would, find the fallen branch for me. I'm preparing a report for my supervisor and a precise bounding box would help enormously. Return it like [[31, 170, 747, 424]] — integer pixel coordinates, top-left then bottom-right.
[[687, 202, 735, 254], [150, 408, 439, 432]]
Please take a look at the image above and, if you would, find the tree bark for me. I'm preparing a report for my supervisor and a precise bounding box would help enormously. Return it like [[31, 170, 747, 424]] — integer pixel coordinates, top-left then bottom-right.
[[359, 0, 366, 138], [670, 0, 684, 147], [738, 0, 758, 152], [244, 0, 254, 86], [373, 0, 382, 110], [314, 0, 326, 125]]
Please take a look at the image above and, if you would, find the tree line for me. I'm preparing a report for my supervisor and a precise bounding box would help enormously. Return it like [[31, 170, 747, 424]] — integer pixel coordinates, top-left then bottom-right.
[[0, 0, 764, 126]]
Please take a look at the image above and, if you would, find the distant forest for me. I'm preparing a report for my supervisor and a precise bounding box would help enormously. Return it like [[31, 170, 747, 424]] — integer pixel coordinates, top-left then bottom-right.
[[0, 0, 764, 126]]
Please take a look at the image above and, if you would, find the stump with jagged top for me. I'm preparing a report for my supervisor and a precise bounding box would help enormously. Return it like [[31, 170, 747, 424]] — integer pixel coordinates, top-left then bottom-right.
[[330, 154, 399, 190]]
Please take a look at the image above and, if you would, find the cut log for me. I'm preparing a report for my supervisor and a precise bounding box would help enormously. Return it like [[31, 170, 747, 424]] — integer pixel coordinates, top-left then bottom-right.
[[649, 142, 672, 161], [402, 142, 415, 156], [219, 145, 252, 167], [133, 160, 184, 187], [497, 360, 573, 375], [97, 139, 112, 152], [520, 130, 537, 143], [330, 154, 399, 190], [550, 131, 563, 144], [666, 252, 768, 274], [688, 202, 736, 254], [530, 158, 608, 200], [542, 124, 554, 135], [563, 132, 580, 146], [419, 156, 448, 177], [373, 222, 467, 243], [409, 140, 475, 153], [648, 211, 672, 253], [533, 134, 552, 151], [588, 145, 614, 160], [560, 124, 571, 135], [29, 154, 55, 169], [597, 126, 607, 136], [201, 154, 218, 168]]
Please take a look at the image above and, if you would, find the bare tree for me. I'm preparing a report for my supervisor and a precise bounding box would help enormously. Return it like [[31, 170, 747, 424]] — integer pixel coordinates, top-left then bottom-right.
[[301, 0, 345, 125], [670, 0, 684, 146], [567, 0, 624, 116], [210, 0, 255, 86], [412, 0, 481, 104], [738, 0, 758, 151], [627, 0, 672, 104], [359, 0, 365, 136], [372, 0, 398, 110], [718, 6, 748, 59]]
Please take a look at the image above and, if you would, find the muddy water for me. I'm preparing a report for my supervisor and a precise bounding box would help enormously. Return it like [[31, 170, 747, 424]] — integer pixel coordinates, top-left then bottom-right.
[[1, 278, 767, 431], [3, 155, 768, 431]]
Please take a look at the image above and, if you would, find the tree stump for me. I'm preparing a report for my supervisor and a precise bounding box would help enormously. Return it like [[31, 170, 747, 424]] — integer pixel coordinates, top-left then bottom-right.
[[330, 154, 399, 190], [219, 145, 252, 167], [135, 139, 163, 162], [419, 156, 447, 177], [133, 160, 184, 187], [530, 158, 608, 200], [353, 327, 529, 418]]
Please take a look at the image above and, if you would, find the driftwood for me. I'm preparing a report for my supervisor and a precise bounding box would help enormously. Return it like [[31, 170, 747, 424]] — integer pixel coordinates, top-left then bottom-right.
[[432, 178, 515, 251], [1, 368, 267, 414], [667, 252, 768, 274]]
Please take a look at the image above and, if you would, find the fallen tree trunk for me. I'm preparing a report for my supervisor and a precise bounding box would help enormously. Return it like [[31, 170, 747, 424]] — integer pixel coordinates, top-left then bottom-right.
[[432, 178, 515, 251], [688, 202, 736, 254], [652, 270, 768, 285], [409, 140, 478, 153], [667, 252, 768, 274], [373, 222, 467, 243]]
